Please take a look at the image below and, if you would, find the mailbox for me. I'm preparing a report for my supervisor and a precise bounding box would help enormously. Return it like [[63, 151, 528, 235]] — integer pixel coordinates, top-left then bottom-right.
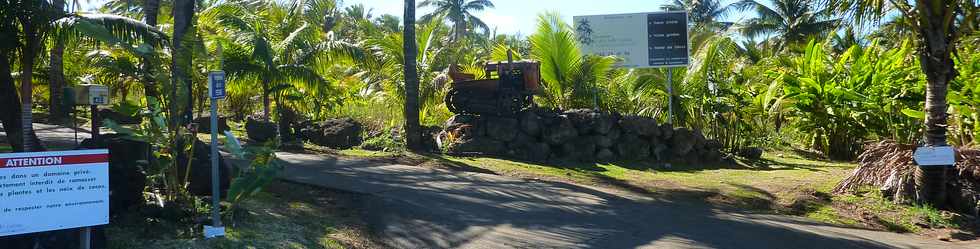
[[74, 84, 110, 106]]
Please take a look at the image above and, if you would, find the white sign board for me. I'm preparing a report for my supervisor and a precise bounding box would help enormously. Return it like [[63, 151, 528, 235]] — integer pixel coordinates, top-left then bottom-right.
[[209, 71, 226, 99], [574, 11, 689, 68], [74, 84, 110, 106], [0, 149, 110, 237], [913, 146, 956, 166]]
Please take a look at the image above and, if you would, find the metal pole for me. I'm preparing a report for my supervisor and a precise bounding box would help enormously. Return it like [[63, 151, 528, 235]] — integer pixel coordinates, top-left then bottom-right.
[[210, 97, 221, 227], [79, 227, 91, 249], [666, 68, 673, 126], [210, 42, 223, 229]]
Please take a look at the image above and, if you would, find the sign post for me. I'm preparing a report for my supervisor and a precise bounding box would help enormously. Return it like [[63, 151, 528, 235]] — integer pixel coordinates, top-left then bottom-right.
[[206, 71, 226, 239], [574, 11, 689, 124], [0, 149, 110, 249]]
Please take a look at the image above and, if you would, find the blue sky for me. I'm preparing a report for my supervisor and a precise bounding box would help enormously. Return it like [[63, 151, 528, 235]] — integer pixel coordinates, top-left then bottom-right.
[[81, 0, 753, 36], [348, 0, 679, 35]]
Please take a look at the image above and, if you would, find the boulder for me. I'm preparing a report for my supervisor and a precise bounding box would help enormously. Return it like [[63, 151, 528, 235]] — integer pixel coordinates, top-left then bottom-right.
[[542, 116, 578, 145], [245, 117, 277, 143], [692, 130, 708, 150], [651, 144, 669, 161], [446, 114, 481, 127], [670, 127, 695, 156], [448, 137, 505, 155], [175, 138, 233, 196], [572, 137, 598, 162], [193, 115, 230, 134], [659, 124, 674, 140], [705, 139, 724, 150], [486, 117, 519, 142], [594, 113, 618, 135], [518, 111, 542, 137], [526, 142, 551, 162], [509, 132, 537, 149], [302, 118, 363, 149], [739, 147, 764, 160], [420, 125, 442, 151], [445, 114, 485, 139], [596, 148, 616, 162], [606, 128, 622, 141], [619, 116, 659, 137], [616, 135, 651, 161], [78, 134, 148, 215], [565, 109, 598, 134], [702, 149, 722, 163], [279, 108, 303, 141], [596, 133, 616, 148]]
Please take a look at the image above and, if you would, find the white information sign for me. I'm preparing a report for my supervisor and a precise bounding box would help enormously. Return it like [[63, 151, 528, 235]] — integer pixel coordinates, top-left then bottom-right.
[[0, 149, 110, 237], [913, 146, 956, 166], [574, 11, 689, 68]]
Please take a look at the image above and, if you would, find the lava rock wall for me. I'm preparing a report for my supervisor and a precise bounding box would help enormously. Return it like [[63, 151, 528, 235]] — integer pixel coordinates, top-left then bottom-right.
[[441, 109, 727, 163]]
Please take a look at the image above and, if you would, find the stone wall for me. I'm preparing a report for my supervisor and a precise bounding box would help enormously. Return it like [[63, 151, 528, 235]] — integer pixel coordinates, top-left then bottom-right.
[[440, 109, 728, 164]]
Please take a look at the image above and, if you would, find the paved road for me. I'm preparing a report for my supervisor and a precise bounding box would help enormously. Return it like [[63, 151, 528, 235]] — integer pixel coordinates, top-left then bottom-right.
[[0, 123, 91, 150], [13, 125, 977, 248], [277, 152, 977, 249]]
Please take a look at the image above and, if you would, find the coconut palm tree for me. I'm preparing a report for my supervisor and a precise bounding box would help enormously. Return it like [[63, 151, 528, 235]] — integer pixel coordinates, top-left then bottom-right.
[[418, 0, 494, 41], [404, 0, 423, 150], [734, 0, 840, 48], [828, 0, 978, 207], [48, 0, 70, 124], [1, 0, 168, 152], [210, 1, 333, 122]]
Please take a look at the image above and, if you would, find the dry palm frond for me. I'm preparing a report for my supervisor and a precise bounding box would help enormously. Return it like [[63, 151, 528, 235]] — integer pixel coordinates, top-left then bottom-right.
[[833, 140, 917, 202], [834, 140, 980, 204], [957, 149, 980, 181]]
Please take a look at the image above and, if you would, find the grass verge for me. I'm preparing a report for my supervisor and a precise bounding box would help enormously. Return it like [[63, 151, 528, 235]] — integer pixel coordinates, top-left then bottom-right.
[[106, 181, 382, 249]]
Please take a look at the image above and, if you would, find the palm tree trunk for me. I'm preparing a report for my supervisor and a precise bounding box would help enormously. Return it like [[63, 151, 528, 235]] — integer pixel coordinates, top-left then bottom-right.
[[48, 0, 69, 125], [403, 0, 422, 150], [913, 2, 959, 208], [0, 49, 26, 152], [454, 17, 465, 42], [141, 0, 161, 99], [262, 79, 271, 122], [171, 0, 195, 127], [18, 8, 42, 152]]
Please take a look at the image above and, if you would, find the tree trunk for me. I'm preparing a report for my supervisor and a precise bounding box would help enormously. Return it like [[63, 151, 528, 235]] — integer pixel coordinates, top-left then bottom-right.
[[0, 49, 26, 152], [403, 0, 422, 151], [48, 0, 69, 125], [914, 1, 959, 208], [262, 78, 271, 122], [141, 0, 161, 99], [18, 6, 42, 152], [171, 0, 195, 127], [453, 16, 465, 42]]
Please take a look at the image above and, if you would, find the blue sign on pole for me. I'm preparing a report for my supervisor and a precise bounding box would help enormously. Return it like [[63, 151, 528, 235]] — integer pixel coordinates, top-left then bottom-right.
[[208, 71, 226, 99]]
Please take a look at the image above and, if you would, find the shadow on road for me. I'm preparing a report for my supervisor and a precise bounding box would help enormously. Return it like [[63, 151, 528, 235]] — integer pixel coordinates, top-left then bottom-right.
[[278, 152, 940, 249]]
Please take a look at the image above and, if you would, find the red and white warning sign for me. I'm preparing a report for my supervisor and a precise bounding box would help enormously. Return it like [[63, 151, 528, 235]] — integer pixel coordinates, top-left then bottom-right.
[[0, 149, 109, 237]]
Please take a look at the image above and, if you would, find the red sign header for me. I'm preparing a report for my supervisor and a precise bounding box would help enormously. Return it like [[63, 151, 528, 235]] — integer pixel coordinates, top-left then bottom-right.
[[0, 154, 108, 168]]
